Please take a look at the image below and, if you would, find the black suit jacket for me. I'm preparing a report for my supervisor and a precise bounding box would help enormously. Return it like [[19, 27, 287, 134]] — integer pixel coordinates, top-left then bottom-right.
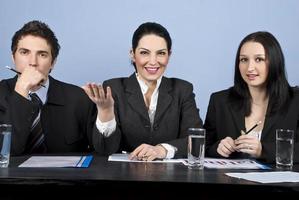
[[92, 74, 202, 158], [204, 88, 299, 163], [0, 76, 96, 155]]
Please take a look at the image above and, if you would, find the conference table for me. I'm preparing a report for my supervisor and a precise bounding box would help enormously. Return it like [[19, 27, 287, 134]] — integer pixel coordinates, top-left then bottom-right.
[[0, 155, 298, 199]]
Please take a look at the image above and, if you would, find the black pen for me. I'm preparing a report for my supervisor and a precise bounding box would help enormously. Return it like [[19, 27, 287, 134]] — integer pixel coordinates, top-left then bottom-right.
[[245, 121, 262, 134], [5, 66, 46, 88], [5, 65, 21, 74]]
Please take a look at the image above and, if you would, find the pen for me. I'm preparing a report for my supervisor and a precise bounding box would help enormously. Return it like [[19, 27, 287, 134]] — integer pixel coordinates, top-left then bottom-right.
[[244, 120, 262, 135], [5, 65, 21, 74], [5, 66, 46, 88]]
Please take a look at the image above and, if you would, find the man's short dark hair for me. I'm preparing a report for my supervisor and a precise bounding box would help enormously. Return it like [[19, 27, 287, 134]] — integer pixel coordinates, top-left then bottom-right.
[[11, 20, 60, 64]]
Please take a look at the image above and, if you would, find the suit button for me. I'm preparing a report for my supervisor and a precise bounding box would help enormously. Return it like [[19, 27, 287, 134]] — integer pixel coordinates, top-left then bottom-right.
[[153, 124, 158, 130]]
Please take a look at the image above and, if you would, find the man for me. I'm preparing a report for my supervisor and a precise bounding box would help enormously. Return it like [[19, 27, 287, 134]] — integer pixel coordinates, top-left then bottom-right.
[[0, 20, 96, 155]]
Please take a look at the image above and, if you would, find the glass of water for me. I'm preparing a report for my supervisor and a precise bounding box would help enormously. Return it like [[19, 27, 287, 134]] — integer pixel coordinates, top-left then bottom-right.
[[187, 128, 205, 169], [276, 129, 294, 170], [0, 124, 12, 168]]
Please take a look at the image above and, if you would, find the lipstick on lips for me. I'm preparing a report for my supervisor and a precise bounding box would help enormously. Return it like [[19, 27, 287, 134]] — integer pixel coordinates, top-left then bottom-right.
[[247, 73, 258, 81], [145, 67, 159, 75]]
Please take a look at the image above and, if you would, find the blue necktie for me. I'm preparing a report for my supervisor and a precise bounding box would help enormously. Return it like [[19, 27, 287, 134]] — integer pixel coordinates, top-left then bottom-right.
[[26, 93, 47, 153]]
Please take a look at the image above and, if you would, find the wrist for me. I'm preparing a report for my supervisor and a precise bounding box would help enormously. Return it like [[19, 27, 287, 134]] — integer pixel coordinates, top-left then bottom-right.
[[256, 147, 262, 158], [98, 107, 114, 122], [15, 81, 30, 98], [156, 144, 167, 159]]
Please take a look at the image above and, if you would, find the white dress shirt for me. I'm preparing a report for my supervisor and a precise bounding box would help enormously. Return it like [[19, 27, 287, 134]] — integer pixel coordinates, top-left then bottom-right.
[[96, 74, 177, 158]]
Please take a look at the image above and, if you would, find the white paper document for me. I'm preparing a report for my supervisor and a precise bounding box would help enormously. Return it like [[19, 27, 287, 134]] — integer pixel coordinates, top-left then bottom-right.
[[19, 156, 93, 168], [226, 171, 299, 183], [108, 153, 183, 163], [109, 154, 269, 169], [203, 158, 270, 169]]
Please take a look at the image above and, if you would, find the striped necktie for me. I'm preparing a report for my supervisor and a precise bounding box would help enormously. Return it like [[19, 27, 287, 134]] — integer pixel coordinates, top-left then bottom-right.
[[26, 93, 47, 154]]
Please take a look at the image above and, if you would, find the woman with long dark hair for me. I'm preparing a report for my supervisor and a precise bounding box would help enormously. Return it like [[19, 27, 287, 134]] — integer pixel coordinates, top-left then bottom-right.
[[204, 31, 299, 163]]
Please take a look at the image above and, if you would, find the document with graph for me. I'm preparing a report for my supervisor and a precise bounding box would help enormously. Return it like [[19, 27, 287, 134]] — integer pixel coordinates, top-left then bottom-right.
[[202, 158, 270, 169]]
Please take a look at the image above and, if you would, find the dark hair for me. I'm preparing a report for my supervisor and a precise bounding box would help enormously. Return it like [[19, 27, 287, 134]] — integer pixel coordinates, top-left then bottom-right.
[[11, 20, 60, 64], [230, 31, 292, 116], [131, 22, 172, 69]]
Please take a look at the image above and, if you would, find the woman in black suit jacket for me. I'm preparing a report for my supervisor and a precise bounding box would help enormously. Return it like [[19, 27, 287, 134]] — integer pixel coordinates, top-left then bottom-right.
[[204, 31, 299, 163], [84, 22, 202, 160]]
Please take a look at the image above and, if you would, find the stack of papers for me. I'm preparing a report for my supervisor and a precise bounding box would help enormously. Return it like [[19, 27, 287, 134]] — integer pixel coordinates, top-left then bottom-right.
[[19, 155, 93, 168]]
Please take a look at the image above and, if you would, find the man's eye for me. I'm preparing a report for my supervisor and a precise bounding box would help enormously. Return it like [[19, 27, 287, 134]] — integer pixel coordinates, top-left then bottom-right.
[[40, 53, 48, 58], [19, 50, 28, 55]]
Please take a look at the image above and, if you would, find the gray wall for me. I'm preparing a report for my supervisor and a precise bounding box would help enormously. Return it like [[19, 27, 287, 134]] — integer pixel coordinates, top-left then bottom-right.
[[1, 0, 298, 120]]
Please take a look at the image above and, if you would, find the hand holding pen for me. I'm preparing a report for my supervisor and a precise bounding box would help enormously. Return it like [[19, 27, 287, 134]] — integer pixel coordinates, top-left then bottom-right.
[[235, 121, 263, 157], [241, 121, 262, 135], [5, 66, 46, 88], [5, 66, 46, 98]]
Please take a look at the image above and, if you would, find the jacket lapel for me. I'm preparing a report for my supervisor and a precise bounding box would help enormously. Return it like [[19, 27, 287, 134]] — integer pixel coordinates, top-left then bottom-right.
[[261, 112, 280, 140], [125, 74, 149, 122], [228, 101, 246, 138], [45, 76, 65, 106], [38, 76, 65, 143], [154, 77, 172, 123]]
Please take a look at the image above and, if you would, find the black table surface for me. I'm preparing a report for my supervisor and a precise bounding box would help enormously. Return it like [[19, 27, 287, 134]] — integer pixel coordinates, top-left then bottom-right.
[[1, 155, 299, 199]]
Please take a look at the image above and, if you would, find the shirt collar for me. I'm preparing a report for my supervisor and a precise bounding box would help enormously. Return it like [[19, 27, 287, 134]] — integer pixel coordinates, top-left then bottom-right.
[[135, 73, 162, 95], [29, 78, 49, 104]]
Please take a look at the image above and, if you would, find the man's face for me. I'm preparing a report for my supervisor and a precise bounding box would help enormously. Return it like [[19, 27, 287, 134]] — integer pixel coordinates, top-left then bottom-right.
[[13, 35, 54, 77]]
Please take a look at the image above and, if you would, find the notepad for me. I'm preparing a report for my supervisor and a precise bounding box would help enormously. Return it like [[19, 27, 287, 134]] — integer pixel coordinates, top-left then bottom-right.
[[18, 155, 93, 168]]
